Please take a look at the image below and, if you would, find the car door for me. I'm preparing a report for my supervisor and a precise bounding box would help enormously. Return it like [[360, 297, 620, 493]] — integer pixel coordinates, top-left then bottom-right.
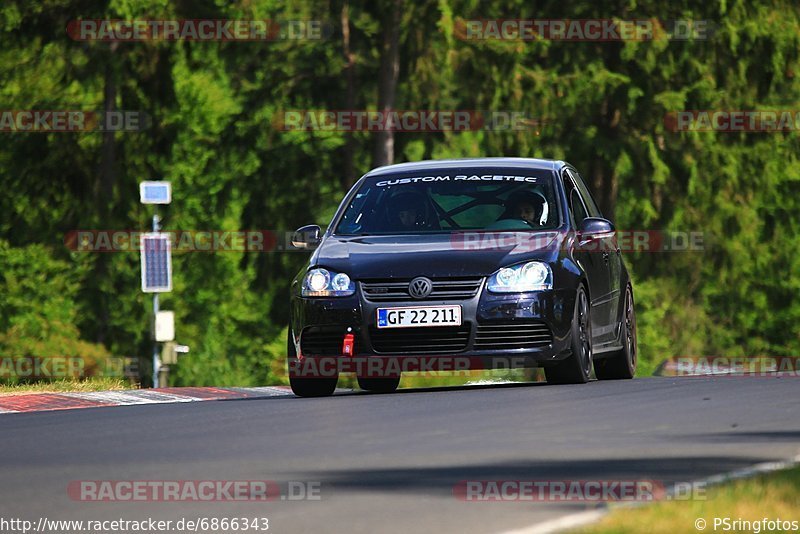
[[571, 169, 622, 345], [562, 169, 610, 345]]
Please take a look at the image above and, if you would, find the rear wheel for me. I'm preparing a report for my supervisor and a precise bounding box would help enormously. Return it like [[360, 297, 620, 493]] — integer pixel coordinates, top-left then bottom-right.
[[357, 375, 401, 393], [545, 285, 592, 385], [288, 331, 338, 397], [594, 286, 637, 380]]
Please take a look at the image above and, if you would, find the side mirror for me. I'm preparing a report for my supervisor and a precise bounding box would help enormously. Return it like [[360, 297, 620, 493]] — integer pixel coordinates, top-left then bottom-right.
[[578, 217, 615, 241], [291, 224, 322, 249]]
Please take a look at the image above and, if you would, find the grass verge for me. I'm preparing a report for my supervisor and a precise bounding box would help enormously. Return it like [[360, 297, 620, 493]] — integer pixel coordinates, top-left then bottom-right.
[[578, 464, 800, 534], [0, 378, 136, 395]]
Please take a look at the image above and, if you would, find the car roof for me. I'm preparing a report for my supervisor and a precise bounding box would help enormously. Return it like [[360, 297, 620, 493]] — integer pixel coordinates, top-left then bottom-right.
[[363, 157, 566, 177]]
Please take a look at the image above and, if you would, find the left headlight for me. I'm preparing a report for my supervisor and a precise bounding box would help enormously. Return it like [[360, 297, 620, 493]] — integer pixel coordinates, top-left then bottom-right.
[[302, 268, 356, 297], [487, 261, 553, 293]]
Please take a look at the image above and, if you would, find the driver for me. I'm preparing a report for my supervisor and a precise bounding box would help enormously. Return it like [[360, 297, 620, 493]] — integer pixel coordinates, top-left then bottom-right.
[[506, 191, 546, 226], [387, 192, 427, 230]]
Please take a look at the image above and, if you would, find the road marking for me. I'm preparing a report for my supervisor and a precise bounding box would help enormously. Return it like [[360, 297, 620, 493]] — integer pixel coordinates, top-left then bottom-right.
[[501, 510, 606, 534], [68, 391, 198, 404], [464, 379, 517, 386], [228, 386, 297, 397], [700, 453, 800, 486]]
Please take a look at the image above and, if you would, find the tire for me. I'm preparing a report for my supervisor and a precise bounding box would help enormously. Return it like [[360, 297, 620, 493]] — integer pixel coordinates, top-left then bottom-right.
[[357, 375, 401, 393], [288, 330, 338, 397], [545, 285, 592, 385], [594, 285, 637, 380]]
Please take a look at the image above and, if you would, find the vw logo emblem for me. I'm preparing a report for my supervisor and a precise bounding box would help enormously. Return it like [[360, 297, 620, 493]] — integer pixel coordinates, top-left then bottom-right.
[[408, 277, 433, 299]]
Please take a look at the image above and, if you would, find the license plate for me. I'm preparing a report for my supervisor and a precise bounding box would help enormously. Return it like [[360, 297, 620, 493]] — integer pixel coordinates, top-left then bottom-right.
[[376, 305, 462, 329]]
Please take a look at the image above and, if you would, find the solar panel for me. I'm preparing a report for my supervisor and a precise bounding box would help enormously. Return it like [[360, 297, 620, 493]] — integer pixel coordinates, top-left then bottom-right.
[[140, 233, 172, 292], [139, 181, 172, 204]]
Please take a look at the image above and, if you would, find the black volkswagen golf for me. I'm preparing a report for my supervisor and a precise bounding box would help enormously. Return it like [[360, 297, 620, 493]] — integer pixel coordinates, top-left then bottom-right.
[[288, 158, 637, 397]]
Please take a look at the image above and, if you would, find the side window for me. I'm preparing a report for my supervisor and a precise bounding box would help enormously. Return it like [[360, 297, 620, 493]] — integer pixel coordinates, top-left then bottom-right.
[[571, 190, 589, 223], [569, 169, 602, 219], [562, 170, 588, 226]]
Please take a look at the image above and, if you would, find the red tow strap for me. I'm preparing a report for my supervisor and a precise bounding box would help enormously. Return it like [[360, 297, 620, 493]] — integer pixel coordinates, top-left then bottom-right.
[[342, 333, 354, 356]]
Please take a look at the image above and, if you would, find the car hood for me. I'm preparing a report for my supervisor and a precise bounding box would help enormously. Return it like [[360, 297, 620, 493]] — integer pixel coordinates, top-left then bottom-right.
[[310, 232, 563, 279]]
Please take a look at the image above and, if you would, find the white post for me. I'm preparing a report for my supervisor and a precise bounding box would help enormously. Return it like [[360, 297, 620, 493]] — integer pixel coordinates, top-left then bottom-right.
[[152, 211, 161, 388]]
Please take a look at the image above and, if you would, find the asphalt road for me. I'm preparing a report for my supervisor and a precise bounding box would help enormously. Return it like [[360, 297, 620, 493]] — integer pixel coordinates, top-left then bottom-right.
[[1, 376, 799, 533]]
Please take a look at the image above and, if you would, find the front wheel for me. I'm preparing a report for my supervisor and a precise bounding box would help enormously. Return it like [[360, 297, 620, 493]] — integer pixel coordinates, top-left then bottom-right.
[[545, 285, 592, 385], [357, 375, 400, 393], [288, 331, 338, 397], [290, 375, 338, 397], [594, 286, 637, 380]]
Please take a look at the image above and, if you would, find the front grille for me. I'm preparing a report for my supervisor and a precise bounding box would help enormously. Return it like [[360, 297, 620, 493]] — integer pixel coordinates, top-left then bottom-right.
[[369, 324, 471, 354], [361, 277, 483, 302], [474, 321, 553, 350], [301, 326, 352, 356]]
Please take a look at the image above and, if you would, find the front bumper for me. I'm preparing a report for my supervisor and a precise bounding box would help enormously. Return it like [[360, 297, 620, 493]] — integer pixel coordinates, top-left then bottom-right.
[[290, 282, 577, 370]]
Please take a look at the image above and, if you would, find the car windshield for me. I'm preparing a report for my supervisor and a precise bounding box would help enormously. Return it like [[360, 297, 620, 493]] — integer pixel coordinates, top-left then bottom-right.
[[334, 168, 560, 235]]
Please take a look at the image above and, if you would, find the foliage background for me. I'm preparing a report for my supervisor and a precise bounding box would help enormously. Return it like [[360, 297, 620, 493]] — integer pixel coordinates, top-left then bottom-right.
[[1, 0, 798, 385]]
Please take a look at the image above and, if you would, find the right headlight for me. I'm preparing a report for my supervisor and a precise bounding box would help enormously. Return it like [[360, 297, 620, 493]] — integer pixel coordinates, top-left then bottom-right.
[[487, 261, 553, 293], [302, 268, 356, 297]]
